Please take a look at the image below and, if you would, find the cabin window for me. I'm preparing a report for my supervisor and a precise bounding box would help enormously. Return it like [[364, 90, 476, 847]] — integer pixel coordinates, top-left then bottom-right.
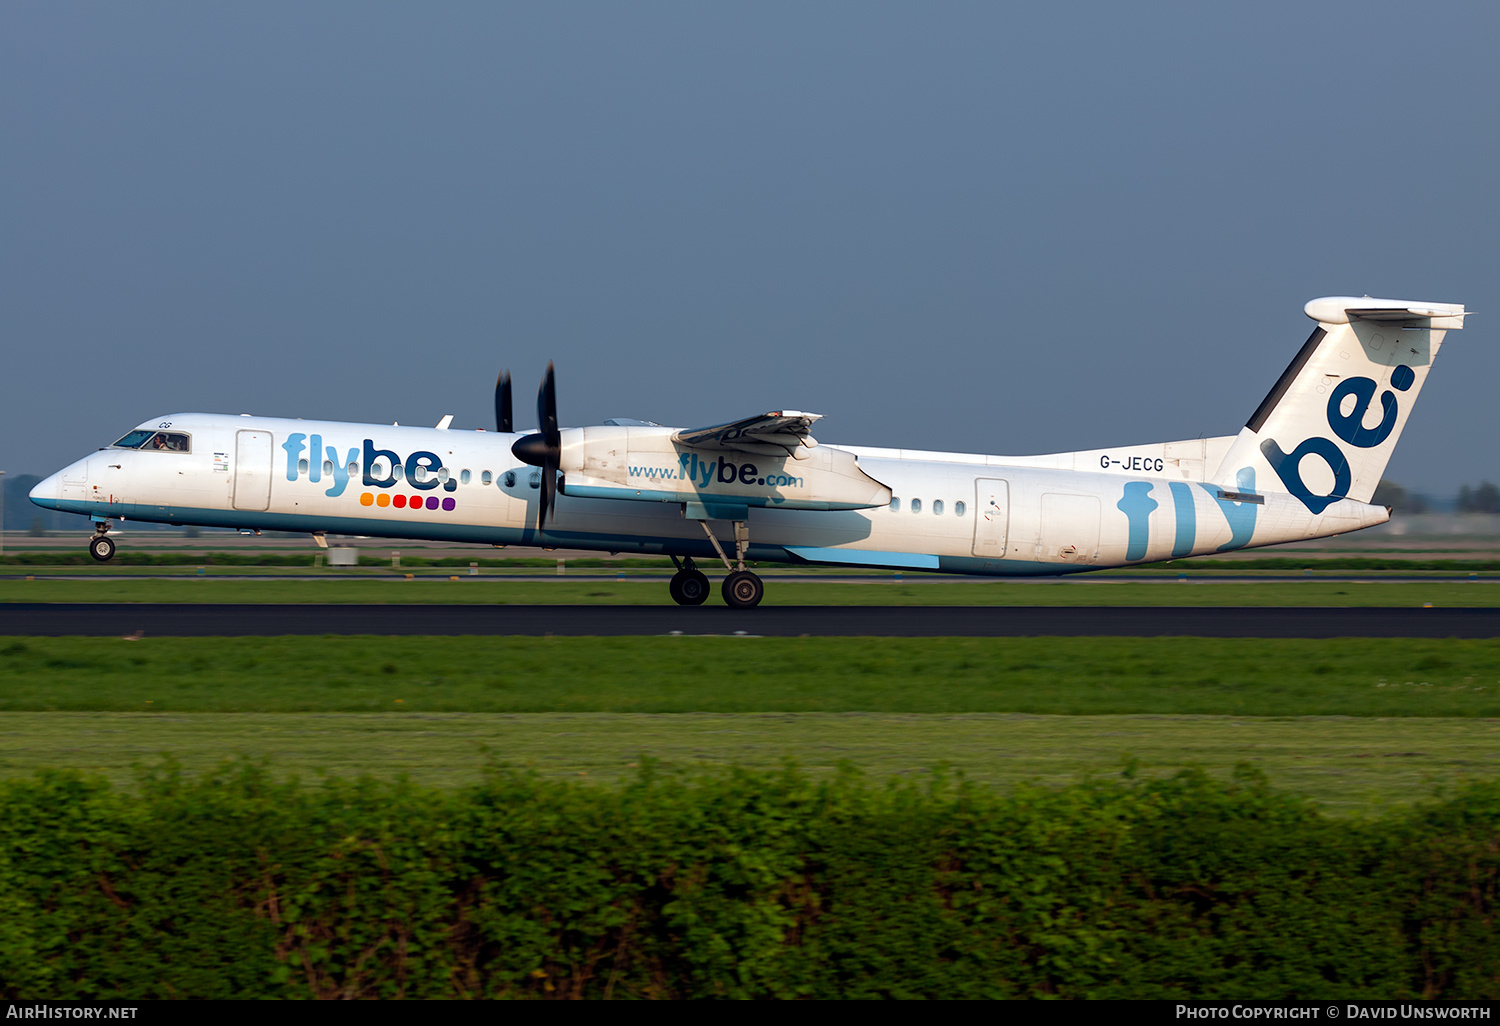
[[503, 471, 516, 488], [393, 464, 405, 481], [437, 467, 450, 484], [460, 469, 472, 485], [297, 459, 309, 475], [481, 470, 492, 486], [348, 461, 358, 478], [322, 460, 334, 477], [529, 470, 541, 489], [910, 498, 922, 513], [933, 500, 944, 516], [889, 497, 901, 512], [955, 501, 966, 517]]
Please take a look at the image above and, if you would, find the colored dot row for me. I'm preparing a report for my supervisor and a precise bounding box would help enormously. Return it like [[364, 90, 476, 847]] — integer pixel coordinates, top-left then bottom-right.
[[359, 492, 457, 512]]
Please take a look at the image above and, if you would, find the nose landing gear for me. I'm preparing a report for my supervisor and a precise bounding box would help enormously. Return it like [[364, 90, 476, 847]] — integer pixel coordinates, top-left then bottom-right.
[[88, 523, 116, 562]]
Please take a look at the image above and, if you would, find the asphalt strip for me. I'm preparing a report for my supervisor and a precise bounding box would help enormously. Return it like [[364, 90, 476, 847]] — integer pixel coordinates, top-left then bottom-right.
[[2, 604, 1498, 638]]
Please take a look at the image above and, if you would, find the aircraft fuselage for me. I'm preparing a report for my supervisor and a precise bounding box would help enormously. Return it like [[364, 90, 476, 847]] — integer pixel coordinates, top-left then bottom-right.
[[29, 411, 1387, 575]]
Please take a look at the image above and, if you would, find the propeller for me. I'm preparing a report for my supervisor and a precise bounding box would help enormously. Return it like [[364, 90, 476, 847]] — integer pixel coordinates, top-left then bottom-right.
[[510, 362, 561, 531], [495, 370, 512, 433]]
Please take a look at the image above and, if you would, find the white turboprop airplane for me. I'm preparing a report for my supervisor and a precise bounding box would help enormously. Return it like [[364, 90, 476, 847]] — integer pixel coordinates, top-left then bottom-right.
[[30, 296, 1467, 608]]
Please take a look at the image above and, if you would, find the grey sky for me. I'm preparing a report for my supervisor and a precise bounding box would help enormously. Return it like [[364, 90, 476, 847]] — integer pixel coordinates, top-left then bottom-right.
[[3, 1, 1496, 496]]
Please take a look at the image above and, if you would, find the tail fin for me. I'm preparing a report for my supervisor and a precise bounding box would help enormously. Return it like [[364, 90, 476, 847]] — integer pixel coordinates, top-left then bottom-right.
[[1212, 296, 1466, 512]]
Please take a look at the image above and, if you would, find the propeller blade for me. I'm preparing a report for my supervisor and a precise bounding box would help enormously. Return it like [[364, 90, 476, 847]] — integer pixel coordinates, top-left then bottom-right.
[[509, 362, 561, 532], [538, 361, 559, 446], [539, 461, 556, 530], [495, 371, 512, 433], [538, 362, 560, 530]]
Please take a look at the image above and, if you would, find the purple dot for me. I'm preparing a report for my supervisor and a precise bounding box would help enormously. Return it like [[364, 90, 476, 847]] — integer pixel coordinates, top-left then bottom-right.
[[441, 497, 456, 511], [425, 495, 439, 510]]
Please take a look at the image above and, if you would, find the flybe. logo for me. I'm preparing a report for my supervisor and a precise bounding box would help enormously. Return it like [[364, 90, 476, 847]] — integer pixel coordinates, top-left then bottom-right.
[[1261, 364, 1415, 514], [281, 434, 462, 512]]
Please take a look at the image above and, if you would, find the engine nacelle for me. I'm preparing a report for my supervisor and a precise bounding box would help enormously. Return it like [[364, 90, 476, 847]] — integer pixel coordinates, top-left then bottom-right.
[[556, 426, 891, 512]]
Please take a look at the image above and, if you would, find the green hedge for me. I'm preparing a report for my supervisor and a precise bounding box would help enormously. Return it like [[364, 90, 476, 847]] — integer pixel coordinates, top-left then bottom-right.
[[1, 763, 1496, 999]]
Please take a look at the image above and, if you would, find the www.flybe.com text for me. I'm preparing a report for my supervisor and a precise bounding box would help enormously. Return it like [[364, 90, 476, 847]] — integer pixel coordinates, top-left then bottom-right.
[[629, 454, 802, 489]]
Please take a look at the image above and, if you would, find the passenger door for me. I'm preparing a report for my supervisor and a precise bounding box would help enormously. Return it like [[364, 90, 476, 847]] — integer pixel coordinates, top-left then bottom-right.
[[972, 478, 1009, 557], [232, 430, 273, 511], [1038, 493, 1101, 564]]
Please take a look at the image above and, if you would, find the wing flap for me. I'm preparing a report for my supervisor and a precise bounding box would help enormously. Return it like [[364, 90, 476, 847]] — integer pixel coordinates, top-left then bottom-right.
[[672, 411, 823, 457]]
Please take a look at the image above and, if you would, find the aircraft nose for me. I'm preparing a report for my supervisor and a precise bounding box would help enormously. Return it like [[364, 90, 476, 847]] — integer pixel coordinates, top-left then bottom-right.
[[29, 471, 63, 508]]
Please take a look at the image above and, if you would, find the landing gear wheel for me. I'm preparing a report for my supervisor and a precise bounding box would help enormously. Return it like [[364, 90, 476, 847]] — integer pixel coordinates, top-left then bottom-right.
[[721, 570, 764, 609], [89, 536, 116, 562], [669, 570, 711, 606]]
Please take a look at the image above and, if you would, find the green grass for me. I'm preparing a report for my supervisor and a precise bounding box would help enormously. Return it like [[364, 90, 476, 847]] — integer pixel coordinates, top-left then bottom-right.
[[2, 635, 1498, 716], [3, 578, 1499, 605], [1, 711, 1494, 816], [4, 634, 1499, 817]]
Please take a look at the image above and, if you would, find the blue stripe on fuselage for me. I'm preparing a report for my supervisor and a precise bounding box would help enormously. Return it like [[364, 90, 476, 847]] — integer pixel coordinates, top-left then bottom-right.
[[31, 497, 1081, 578]]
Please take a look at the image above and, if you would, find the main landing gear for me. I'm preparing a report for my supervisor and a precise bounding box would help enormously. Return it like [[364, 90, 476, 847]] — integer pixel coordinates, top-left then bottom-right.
[[668, 519, 765, 609], [721, 569, 764, 608], [667, 557, 711, 606], [88, 522, 116, 562]]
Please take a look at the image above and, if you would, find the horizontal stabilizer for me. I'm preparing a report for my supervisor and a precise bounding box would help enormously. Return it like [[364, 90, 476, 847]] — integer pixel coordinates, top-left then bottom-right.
[[1304, 297, 1466, 329]]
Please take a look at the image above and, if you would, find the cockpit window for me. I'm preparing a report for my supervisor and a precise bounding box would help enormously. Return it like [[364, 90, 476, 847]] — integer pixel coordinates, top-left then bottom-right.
[[112, 430, 156, 449], [113, 430, 191, 451], [145, 431, 191, 452]]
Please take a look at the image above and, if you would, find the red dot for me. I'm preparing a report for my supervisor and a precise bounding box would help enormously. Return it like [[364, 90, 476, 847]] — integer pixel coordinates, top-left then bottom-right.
[[410, 496, 424, 512], [392, 494, 406, 508]]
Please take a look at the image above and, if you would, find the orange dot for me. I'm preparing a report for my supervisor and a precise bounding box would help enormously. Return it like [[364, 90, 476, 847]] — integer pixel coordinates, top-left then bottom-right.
[[359, 492, 374, 506], [375, 493, 390, 507]]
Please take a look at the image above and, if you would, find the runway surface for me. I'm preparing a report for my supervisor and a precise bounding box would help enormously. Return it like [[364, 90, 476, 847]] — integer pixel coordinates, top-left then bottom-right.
[[4, 573, 1497, 583], [3, 603, 1498, 638]]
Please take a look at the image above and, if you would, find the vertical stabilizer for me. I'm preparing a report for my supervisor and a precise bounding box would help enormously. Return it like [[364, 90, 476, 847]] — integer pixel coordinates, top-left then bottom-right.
[[1211, 297, 1466, 512]]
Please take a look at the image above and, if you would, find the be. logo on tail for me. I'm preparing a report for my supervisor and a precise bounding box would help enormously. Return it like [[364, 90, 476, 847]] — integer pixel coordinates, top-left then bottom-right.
[[1261, 364, 1415, 515]]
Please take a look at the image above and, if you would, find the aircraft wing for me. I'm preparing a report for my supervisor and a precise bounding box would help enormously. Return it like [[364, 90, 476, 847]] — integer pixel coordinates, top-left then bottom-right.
[[671, 411, 822, 459]]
